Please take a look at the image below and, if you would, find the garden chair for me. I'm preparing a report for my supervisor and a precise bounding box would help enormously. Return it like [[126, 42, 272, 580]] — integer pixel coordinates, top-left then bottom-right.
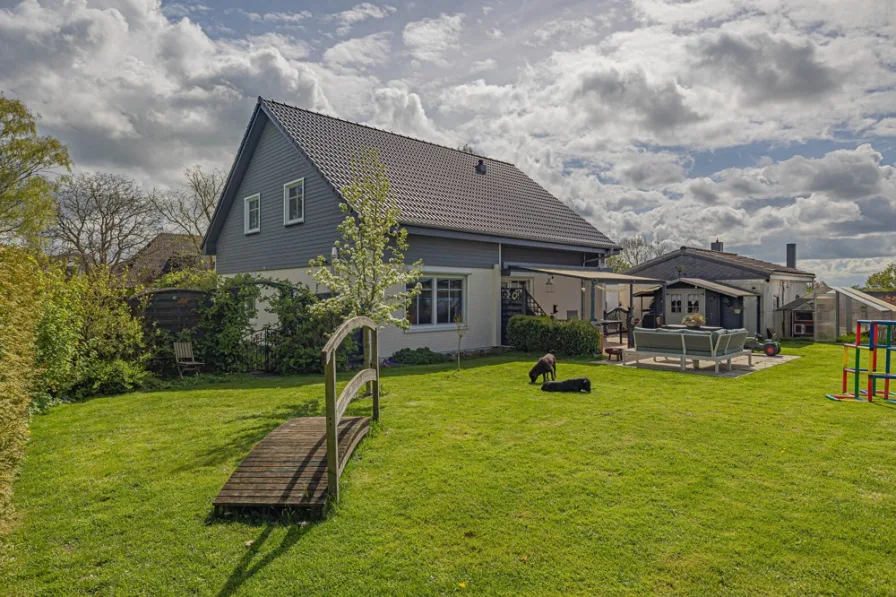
[[173, 341, 204, 378]]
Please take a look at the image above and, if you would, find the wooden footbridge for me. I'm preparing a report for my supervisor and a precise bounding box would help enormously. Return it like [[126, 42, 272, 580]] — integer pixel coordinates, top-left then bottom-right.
[[214, 316, 379, 515]]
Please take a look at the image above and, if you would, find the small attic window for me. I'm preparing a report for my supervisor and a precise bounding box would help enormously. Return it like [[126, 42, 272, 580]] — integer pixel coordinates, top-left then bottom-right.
[[475, 159, 487, 175]]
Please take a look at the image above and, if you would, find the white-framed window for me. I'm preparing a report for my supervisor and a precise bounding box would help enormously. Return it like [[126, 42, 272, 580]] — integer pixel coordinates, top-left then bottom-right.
[[670, 293, 682, 313], [283, 178, 304, 225], [244, 194, 260, 234], [687, 294, 701, 313], [406, 276, 465, 326]]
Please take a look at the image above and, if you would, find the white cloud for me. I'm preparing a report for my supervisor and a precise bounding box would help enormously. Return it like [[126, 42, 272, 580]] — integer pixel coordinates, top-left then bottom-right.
[[324, 33, 392, 71], [528, 16, 598, 47], [486, 27, 503, 39], [369, 87, 451, 144], [238, 10, 312, 25], [0, 0, 331, 188], [402, 13, 464, 66], [325, 3, 398, 36], [470, 58, 497, 73], [162, 3, 211, 19]]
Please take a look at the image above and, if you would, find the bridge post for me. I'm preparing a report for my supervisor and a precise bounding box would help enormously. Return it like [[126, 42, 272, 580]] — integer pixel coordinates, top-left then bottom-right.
[[371, 328, 380, 422], [324, 352, 339, 503]]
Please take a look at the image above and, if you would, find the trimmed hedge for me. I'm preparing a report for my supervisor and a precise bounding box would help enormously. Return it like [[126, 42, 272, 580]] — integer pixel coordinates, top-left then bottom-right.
[[507, 315, 601, 356], [0, 247, 42, 524]]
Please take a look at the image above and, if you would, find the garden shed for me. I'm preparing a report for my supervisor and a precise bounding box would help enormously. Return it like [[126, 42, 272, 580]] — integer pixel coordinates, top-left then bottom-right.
[[813, 287, 896, 342], [775, 296, 815, 339]]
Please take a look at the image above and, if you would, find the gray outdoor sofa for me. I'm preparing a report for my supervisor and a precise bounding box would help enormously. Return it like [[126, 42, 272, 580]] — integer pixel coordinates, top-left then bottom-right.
[[623, 327, 752, 373]]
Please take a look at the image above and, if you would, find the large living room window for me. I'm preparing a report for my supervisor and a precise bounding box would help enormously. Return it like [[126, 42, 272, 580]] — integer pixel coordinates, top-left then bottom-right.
[[406, 276, 464, 326]]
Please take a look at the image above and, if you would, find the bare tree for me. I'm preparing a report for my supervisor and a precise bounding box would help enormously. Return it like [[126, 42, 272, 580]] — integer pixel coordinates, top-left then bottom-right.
[[52, 172, 160, 272], [151, 165, 225, 250], [607, 235, 672, 272]]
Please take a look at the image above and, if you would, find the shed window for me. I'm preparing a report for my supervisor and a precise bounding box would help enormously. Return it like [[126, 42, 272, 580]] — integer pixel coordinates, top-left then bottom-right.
[[687, 294, 701, 313], [670, 293, 682, 313]]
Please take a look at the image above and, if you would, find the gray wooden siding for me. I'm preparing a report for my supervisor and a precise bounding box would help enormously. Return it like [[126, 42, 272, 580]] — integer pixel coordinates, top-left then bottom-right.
[[502, 245, 590, 266], [215, 118, 344, 274], [633, 254, 765, 281], [405, 234, 498, 268]]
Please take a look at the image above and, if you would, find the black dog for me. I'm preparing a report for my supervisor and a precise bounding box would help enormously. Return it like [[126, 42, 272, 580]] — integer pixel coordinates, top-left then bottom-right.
[[541, 378, 591, 393], [529, 353, 556, 384]]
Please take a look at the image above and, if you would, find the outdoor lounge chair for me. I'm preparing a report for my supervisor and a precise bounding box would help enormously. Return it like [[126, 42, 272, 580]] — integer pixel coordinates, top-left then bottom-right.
[[623, 328, 752, 373], [173, 341, 204, 378]]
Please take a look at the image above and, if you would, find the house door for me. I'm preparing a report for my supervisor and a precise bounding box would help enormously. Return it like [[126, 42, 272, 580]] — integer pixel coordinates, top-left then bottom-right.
[[720, 297, 744, 330]]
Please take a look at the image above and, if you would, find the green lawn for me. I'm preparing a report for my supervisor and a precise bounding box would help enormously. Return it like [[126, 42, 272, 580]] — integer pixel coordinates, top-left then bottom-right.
[[3, 344, 896, 596]]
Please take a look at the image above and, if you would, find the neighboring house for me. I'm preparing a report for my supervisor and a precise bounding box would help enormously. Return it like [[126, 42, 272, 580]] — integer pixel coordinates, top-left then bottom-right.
[[123, 233, 212, 286], [626, 241, 815, 335], [201, 97, 620, 356]]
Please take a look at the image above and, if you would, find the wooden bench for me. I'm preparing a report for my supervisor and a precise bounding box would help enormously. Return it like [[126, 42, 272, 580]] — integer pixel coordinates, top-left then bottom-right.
[[173, 341, 204, 378]]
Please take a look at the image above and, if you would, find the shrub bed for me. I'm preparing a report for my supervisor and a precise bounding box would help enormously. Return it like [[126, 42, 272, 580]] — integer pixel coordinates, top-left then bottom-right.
[[507, 315, 601, 355], [391, 347, 453, 365]]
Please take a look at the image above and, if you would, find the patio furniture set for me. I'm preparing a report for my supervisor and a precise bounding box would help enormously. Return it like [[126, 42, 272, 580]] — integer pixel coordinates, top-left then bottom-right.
[[622, 327, 752, 373]]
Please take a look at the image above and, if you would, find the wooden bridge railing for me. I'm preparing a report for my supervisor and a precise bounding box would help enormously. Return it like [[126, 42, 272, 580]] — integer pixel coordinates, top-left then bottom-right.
[[322, 315, 379, 503]]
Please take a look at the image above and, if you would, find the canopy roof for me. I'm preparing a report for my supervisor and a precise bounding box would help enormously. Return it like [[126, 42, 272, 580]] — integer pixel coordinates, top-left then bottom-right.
[[510, 265, 663, 284], [827, 287, 895, 312]]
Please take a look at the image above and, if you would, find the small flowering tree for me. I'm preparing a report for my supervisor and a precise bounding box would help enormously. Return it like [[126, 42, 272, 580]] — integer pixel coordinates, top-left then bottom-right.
[[309, 148, 423, 329]]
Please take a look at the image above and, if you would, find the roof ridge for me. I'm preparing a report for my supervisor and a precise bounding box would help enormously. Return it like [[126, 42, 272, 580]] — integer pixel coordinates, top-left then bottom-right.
[[687, 246, 809, 274], [261, 97, 516, 167]]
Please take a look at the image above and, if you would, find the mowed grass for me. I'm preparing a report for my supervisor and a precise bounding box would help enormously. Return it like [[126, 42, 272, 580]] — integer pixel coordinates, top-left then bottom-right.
[[3, 343, 896, 596]]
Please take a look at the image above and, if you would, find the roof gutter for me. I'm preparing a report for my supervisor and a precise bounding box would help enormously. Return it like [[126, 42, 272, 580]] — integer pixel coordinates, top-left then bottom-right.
[[404, 225, 616, 254]]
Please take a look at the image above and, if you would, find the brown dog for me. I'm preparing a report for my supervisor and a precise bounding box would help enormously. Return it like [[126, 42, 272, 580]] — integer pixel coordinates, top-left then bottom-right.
[[529, 353, 556, 384]]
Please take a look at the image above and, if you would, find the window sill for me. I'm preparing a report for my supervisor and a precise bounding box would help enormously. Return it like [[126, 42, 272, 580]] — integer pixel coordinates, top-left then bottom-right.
[[284, 219, 304, 226], [405, 323, 468, 333], [245, 229, 260, 235]]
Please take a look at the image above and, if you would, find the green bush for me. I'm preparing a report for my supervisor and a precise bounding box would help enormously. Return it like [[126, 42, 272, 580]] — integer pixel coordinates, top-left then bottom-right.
[[265, 281, 349, 374], [195, 274, 262, 373], [33, 265, 149, 405], [67, 359, 149, 401], [391, 347, 452, 365], [507, 315, 601, 356]]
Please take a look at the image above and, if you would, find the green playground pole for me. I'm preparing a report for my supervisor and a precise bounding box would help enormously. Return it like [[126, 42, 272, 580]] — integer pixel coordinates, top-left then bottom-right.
[[887, 324, 893, 400]]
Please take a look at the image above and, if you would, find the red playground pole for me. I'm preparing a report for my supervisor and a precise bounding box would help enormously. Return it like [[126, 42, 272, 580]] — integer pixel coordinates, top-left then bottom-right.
[[868, 322, 878, 402]]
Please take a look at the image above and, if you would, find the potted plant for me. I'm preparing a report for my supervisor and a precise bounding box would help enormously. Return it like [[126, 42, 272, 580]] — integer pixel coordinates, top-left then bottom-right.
[[682, 313, 705, 329]]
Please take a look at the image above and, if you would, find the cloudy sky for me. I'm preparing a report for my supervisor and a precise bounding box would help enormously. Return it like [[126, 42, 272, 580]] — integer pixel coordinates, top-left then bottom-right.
[[1, 0, 894, 285]]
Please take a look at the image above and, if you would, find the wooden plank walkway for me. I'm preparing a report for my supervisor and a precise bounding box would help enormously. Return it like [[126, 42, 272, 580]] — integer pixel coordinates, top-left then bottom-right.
[[214, 416, 370, 512]]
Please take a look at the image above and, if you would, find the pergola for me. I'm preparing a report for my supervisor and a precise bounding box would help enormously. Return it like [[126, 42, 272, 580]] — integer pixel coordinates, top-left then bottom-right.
[[508, 265, 666, 347]]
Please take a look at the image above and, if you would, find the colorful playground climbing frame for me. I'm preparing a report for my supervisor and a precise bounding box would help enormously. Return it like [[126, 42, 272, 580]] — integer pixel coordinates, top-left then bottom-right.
[[826, 320, 896, 402]]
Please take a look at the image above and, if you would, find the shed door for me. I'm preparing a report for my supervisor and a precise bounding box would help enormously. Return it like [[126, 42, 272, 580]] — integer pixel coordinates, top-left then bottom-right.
[[665, 289, 704, 325]]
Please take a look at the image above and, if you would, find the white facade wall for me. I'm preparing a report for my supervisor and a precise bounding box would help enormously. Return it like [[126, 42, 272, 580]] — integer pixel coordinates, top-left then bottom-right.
[[231, 266, 505, 357], [226, 265, 597, 357]]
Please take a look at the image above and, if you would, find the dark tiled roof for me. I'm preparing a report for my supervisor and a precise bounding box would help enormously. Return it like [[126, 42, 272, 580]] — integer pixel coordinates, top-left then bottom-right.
[[628, 246, 814, 278], [686, 247, 813, 276], [261, 98, 616, 250], [125, 233, 209, 284]]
